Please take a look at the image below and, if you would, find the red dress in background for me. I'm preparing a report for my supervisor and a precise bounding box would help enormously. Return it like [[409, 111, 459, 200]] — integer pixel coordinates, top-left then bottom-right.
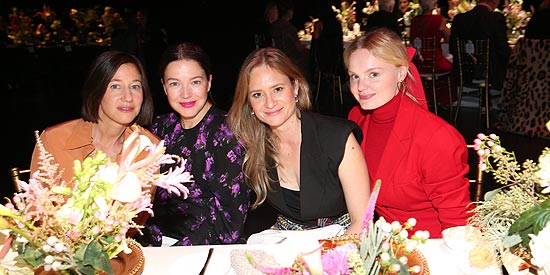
[[410, 14, 453, 73]]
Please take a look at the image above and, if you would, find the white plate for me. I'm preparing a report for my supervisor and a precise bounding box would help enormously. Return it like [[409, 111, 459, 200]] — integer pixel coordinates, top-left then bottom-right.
[[247, 224, 344, 245], [247, 231, 288, 245], [169, 251, 231, 275]]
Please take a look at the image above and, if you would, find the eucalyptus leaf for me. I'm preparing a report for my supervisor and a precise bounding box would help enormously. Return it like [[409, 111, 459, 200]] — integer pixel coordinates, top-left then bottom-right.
[[388, 257, 409, 275], [483, 189, 500, 201], [502, 234, 522, 248]]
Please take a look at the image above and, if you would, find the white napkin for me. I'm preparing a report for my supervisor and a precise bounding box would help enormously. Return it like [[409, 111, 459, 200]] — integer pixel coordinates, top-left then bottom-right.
[[161, 236, 178, 247], [246, 224, 344, 245]]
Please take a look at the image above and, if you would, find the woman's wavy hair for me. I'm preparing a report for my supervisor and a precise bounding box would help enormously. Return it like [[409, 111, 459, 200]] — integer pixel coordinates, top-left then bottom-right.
[[228, 47, 311, 208]]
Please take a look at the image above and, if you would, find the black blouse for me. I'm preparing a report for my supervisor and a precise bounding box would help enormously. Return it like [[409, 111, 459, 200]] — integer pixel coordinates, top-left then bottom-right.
[[266, 111, 362, 227]]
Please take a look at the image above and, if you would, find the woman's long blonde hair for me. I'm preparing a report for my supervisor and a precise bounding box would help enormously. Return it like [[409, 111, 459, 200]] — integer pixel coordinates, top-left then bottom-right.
[[228, 47, 311, 208]]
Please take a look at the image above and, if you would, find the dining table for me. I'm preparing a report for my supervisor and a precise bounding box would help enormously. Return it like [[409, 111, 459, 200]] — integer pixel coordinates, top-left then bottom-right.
[[140, 238, 502, 275], [299, 33, 357, 50]]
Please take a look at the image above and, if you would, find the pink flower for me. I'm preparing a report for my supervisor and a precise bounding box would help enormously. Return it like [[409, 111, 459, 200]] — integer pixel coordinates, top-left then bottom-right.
[[321, 242, 355, 275]]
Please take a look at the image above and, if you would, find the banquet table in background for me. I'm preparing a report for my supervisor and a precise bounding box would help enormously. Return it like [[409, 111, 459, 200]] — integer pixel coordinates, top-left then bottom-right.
[[299, 34, 356, 50], [141, 238, 497, 275]]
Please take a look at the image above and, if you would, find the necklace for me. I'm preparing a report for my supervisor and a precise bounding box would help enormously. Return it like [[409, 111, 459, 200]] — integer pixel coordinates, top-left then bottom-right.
[[91, 126, 124, 159]]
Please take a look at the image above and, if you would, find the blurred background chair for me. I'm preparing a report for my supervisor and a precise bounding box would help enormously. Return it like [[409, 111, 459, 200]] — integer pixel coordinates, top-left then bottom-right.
[[411, 36, 453, 118], [467, 144, 484, 201], [309, 1, 347, 117], [10, 167, 30, 193], [454, 39, 491, 130]]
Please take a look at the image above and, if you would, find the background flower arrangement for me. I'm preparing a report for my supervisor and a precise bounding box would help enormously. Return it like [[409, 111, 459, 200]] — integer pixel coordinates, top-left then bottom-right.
[[362, 1, 378, 16], [332, 0, 357, 34], [0, 127, 193, 275], [468, 121, 550, 274], [447, 0, 476, 19], [401, 0, 422, 27], [6, 4, 124, 47], [247, 180, 430, 275], [499, 0, 531, 36]]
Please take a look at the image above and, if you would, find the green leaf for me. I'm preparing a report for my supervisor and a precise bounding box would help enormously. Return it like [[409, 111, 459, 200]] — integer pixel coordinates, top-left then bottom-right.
[[508, 200, 550, 247], [508, 205, 542, 234], [388, 257, 409, 275], [75, 241, 114, 275], [483, 189, 499, 201], [15, 243, 44, 267], [502, 234, 522, 248]]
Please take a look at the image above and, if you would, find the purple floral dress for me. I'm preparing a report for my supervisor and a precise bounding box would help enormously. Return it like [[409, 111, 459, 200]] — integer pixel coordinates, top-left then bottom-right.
[[138, 106, 250, 246]]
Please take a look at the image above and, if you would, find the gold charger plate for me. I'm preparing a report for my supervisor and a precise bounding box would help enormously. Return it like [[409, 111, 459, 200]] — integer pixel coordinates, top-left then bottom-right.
[[35, 238, 144, 275]]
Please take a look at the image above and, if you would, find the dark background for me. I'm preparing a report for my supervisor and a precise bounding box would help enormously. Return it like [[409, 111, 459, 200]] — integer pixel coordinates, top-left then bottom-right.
[[0, 0, 344, 199]]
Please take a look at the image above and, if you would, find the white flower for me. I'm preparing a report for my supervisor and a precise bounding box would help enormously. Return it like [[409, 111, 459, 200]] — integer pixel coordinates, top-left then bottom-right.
[[529, 224, 550, 274], [109, 171, 142, 203], [536, 152, 550, 193], [55, 200, 84, 225]]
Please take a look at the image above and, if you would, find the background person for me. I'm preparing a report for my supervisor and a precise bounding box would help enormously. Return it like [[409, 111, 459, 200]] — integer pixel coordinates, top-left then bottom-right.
[[269, 0, 311, 81], [410, 0, 452, 74], [449, 0, 510, 91]]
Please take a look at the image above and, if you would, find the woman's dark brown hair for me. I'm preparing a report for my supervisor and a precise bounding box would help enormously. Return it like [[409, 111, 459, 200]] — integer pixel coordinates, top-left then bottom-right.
[[80, 50, 154, 126]]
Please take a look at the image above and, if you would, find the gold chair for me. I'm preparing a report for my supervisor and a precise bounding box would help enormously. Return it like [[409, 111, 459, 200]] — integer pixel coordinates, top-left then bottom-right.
[[454, 39, 491, 130], [10, 167, 31, 193], [411, 36, 453, 118], [467, 144, 484, 201]]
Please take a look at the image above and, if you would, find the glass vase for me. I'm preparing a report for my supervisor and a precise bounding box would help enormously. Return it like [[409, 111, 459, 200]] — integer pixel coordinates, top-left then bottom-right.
[[342, 21, 349, 36]]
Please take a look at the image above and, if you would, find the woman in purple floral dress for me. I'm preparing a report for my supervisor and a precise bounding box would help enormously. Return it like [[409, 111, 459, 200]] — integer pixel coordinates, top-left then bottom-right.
[[137, 42, 250, 246]]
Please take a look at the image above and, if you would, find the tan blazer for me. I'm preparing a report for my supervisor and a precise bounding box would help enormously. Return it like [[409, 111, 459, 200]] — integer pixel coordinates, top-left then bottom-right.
[[29, 119, 161, 235], [30, 119, 160, 184]]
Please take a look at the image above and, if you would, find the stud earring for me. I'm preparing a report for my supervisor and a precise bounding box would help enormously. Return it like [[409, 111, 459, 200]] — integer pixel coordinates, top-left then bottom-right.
[[251, 111, 255, 115]]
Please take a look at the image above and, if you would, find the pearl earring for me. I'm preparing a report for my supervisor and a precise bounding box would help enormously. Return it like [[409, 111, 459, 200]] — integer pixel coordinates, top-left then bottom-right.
[[251, 111, 255, 115]]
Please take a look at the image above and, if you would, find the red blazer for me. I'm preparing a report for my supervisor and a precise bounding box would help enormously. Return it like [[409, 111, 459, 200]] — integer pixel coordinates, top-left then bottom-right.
[[348, 96, 473, 238]]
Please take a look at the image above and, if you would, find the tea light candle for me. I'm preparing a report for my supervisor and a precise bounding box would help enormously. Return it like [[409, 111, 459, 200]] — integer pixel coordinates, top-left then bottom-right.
[[353, 23, 361, 36]]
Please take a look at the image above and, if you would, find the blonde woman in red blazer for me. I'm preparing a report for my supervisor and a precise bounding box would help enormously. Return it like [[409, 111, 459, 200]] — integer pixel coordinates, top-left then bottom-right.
[[344, 28, 473, 238]]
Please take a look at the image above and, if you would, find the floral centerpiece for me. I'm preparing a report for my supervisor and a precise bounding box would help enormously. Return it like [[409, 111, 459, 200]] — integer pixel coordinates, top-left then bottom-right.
[[0, 126, 193, 275], [362, 1, 378, 16], [6, 5, 119, 47], [500, 0, 531, 39], [467, 120, 550, 274], [246, 180, 431, 275], [401, 0, 422, 27], [332, 0, 357, 35], [447, 0, 476, 19]]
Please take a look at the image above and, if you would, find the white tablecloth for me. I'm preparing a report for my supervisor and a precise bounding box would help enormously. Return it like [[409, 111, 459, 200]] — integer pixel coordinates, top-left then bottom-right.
[[141, 238, 502, 275]]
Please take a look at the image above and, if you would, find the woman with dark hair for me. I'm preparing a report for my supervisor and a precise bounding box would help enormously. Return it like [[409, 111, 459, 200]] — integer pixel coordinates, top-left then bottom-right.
[[29, 50, 159, 238], [228, 47, 370, 235], [30, 50, 157, 184], [138, 42, 250, 246]]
